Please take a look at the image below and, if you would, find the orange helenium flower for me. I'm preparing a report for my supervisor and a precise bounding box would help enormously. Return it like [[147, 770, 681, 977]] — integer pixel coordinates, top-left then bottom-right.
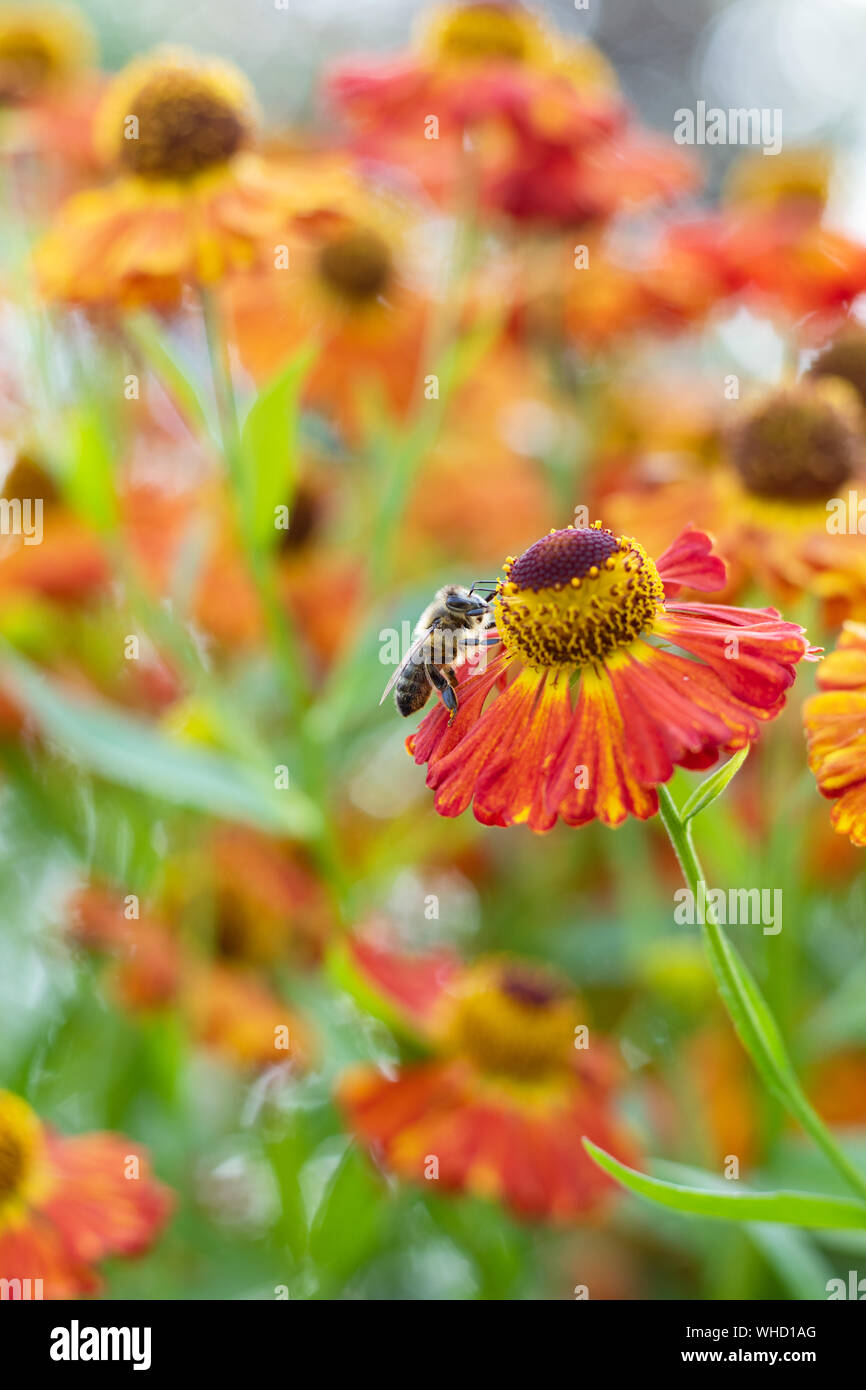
[[337, 936, 636, 1223], [329, 2, 694, 228], [0, 3, 94, 107], [34, 48, 297, 306], [0, 1090, 172, 1298], [226, 205, 430, 441], [600, 380, 866, 622], [654, 211, 866, 335], [69, 883, 315, 1071], [407, 523, 815, 830], [804, 621, 866, 846]]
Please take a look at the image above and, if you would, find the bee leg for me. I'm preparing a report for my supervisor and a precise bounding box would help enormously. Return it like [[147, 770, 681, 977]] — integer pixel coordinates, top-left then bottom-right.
[[427, 664, 459, 719]]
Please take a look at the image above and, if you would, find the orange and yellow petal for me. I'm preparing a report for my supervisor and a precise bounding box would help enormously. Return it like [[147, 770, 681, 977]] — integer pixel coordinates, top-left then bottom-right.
[[35, 155, 293, 306], [546, 663, 659, 826], [41, 1131, 173, 1265], [426, 666, 573, 830], [69, 885, 184, 1010], [0, 1216, 98, 1298], [804, 623, 866, 845], [339, 1057, 634, 1223], [183, 963, 313, 1072]]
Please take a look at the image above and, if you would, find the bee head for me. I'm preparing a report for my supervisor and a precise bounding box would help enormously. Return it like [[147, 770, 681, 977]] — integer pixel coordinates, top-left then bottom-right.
[[441, 585, 490, 619]]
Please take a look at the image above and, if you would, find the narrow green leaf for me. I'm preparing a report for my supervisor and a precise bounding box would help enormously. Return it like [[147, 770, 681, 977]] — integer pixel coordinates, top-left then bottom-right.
[[659, 783, 866, 1207], [655, 1162, 838, 1298], [308, 1144, 385, 1283], [124, 312, 216, 443], [61, 405, 118, 533], [240, 348, 316, 550], [681, 747, 749, 823], [0, 649, 321, 841], [583, 1141, 866, 1228]]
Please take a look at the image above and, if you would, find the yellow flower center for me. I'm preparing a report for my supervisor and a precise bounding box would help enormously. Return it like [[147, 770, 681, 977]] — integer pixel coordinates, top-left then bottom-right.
[[443, 963, 576, 1083], [317, 228, 393, 303], [434, 2, 538, 63], [724, 147, 830, 214], [494, 525, 664, 670], [117, 68, 249, 181], [0, 1092, 41, 1216], [729, 389, 858, 503]]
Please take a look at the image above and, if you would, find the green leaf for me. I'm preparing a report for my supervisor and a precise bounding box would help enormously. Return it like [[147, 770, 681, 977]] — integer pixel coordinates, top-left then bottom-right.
[[124, 312, 216, 444], [0, 648, 321, 840], [308, 1144, 385, 1286], [239, 348, 316, 550], [659, 781, 866, 1207], [655, 1161, 838, 1298], [747, 1224, 836, 1301], [680, 747, 749, 823], [60, 405, 118, 533], [583, 1141, 866, 1229]]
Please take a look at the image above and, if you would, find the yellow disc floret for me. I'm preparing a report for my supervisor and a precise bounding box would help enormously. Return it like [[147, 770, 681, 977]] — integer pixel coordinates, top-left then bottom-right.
[[0, 1091, 44, 1225], [494, 523, 664, 670], [0, 3, 95, 104], [441, 960, 577, 1084], [96, 49, 257, 182], [424, 1, 548, 66], [723, 146, 830, 215]]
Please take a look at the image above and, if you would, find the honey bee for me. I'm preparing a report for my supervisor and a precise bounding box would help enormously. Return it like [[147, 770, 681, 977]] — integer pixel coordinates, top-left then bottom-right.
[[380, 584, 497, 719]]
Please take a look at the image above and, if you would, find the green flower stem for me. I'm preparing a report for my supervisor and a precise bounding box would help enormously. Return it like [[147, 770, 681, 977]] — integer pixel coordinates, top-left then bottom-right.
[[657, 781, 866, 1207], [198, 288, 351, 914], [198, 286, 307, 715]]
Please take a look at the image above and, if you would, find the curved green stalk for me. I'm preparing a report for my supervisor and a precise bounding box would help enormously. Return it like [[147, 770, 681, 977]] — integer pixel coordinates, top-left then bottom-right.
[[657, 781, 866, 1208]]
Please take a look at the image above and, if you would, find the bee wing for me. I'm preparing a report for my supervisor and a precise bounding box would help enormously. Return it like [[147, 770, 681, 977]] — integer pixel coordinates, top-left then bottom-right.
[[379, 625, 437, 705]]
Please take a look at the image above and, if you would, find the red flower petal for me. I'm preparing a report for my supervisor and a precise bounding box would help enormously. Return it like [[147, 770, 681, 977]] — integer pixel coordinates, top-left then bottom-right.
[[655, 526, 727, 597], [546, 667, 658, 826], [0, 1217, 99, 1299], [41, 1132, 173, 1265], [407, 651, 508, 770], [345, 935, 461, 1033], [424, 667, 550, 826], [657, 606, 810, 709], [339, 1058, 637, 1223]]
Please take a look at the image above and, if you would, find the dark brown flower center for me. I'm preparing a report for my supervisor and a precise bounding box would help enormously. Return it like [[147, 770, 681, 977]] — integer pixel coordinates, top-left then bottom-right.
[[2, 453, 59, 507], [510, 527, 619, 589], [496, 526, 664, 669], [118, 71, 247, 180], [0, 30, 55, 103], [317, 229, 392, 303], [729, 390, 858, 502], [808, 332, 866, 411], [0, 1132, 24, 1197], [500, 969, 564, 1008], [0, 1117, 27, 1200]]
